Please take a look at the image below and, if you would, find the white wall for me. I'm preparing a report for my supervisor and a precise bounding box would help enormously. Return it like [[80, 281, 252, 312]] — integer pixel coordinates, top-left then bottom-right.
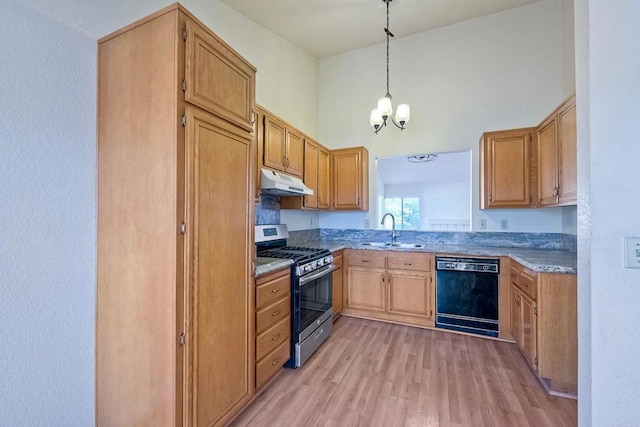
[[0, 1, 96, 424], [316, 0, 575, 233], [14, 0, 320, 137], [576, 0, 640, 425], [1, 0, 319, 424]]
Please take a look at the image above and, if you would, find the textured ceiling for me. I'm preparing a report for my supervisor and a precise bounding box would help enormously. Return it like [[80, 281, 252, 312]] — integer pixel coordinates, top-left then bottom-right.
[[219, 0, 542, 58]]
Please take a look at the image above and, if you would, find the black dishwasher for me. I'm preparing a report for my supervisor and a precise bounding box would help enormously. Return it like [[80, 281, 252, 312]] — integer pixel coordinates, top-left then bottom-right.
[[435, 256, 500, 337]]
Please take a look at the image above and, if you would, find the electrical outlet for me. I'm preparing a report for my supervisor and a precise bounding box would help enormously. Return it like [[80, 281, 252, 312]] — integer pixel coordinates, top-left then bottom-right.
[[624, 237, 640, 268], [500, 219, 508, 230], [480, 219, 487, 230], [364, 219, 370, 229]]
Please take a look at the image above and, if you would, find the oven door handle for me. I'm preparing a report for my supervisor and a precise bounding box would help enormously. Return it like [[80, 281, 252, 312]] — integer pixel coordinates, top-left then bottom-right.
[[299, 264, 335, 286]]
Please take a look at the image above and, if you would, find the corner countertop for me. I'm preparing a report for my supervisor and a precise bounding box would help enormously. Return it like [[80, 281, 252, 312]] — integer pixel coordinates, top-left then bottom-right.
[[254, 257, 293, 278], [290, 240, 577, 274]]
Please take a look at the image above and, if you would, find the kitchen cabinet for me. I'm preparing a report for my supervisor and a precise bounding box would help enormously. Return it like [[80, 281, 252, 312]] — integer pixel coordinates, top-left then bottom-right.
[[537, 94, 577, 207], [253, 106, 266, 204], [255, 267, 291, 390], [262, 112, 304, 178], [280, 138, 331, 210], [480, 128, 536, 209], [343, 250, 434, 328], [332, 250, 344, 318], [331, 147, 369, 211], [509, 260, 577, 396], [97, 5, 255, 427]]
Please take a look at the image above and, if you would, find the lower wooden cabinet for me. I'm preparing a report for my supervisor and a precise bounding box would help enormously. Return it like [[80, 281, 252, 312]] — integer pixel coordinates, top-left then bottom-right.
[[332, 250, 344, 318], [255, 267, 291, 390], [343, 250, 434, 328], [510, 260, 577, 396]]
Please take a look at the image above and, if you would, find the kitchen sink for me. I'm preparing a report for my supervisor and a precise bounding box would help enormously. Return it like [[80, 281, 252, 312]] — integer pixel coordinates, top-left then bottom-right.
[[389, 243, 425, 249], [360, 242, 425, 249], [360, 242, 391, 247]]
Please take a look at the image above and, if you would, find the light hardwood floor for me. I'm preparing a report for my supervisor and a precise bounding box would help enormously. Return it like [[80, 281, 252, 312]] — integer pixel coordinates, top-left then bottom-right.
[[231, 316, 577, 427]]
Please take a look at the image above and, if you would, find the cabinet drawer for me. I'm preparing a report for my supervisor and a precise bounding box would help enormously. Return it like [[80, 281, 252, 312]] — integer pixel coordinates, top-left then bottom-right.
[[519, 270, 537, 300], [256, 273, 290, 310], [347, 251, 385, 268], [387, 254, 431, 272], [256, 297, 290, 334], [256, 317, 290, 361], [256, 340, 290, 390], [511, 263, 537, 300]]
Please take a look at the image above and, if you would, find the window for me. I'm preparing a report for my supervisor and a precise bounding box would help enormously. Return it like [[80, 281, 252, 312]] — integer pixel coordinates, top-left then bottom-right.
[[383, 197, 420, 230]]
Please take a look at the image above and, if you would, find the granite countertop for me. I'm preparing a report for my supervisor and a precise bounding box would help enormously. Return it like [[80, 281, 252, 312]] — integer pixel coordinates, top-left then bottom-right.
[[254, 257, 293, 278], [289, 240, 577, 274]]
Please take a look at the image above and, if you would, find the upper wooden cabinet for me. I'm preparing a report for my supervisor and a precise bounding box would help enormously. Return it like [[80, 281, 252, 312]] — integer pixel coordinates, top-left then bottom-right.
[[480, 128, 536, 209], [262, 113, 304, 178], [537, 94, 577, 207], [332, 146, 369, 211], [185, 19, 255, 132], [97, 5, 255, 427], [280, 138, 331, 210]]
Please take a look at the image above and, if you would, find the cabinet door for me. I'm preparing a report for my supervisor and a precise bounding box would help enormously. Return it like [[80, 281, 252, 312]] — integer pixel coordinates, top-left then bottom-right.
[[253, 107, 265, 204], [480, 129, 534, 208], [263, 114, 287, 172], [184, 20, 255, 132], [332, 147, 368, 210], [185, 107, 253, 426], [317, 147, 330, 209], [387, 271, 432, 319], [537, 116, 559, 206], [346, 267, 386, 311], [285, 128, 304, 178], [558, 99, 577, 204], [520, 292, 538, 371], [303, 140, 319, 208], [510, 285, 523, 345]]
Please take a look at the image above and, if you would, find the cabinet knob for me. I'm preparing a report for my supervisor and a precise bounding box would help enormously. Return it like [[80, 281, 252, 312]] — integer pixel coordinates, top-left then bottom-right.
[[271, 287, 280, 293], [271, 357, 281, 366], [271, 333, 281, 341], [272, 310, 280, 317]]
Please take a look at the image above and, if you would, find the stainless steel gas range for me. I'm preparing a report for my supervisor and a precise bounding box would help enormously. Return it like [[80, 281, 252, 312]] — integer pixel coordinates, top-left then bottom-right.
[[255, 225, 334, 368]]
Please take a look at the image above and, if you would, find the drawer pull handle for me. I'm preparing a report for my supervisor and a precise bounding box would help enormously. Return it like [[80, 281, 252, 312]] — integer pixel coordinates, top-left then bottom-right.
[[271, 287, 281, 293], [361, 259, 370, 263], [404, 262, 413, 266], [272, 310, 281, 317], [271, 357, 281, 366], [314, 328, 324, 339], [271, 333, 281, 341]]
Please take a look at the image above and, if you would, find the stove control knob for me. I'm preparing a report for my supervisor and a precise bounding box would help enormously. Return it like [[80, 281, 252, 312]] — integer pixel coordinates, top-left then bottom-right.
[[304, 265, 311, 273], [317, 259, 324, 267]]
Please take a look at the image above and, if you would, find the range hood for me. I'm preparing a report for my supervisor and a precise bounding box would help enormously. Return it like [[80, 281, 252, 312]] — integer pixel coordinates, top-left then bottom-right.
[[260, 168, 313, 196]]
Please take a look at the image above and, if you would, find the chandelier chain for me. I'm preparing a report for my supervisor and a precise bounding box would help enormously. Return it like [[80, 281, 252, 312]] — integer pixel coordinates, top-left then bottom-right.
[[386, 0, 390, 97]]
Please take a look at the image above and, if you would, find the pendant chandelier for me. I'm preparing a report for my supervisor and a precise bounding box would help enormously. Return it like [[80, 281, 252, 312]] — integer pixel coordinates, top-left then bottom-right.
[[370, 0, 410, 134]]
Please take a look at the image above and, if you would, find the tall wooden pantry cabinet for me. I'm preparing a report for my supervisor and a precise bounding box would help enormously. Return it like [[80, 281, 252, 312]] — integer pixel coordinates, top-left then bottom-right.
[[97, 4, 256, 427]]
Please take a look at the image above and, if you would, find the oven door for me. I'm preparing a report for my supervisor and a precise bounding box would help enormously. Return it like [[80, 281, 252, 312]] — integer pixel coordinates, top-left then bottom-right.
[[298, 264, 334, 342]]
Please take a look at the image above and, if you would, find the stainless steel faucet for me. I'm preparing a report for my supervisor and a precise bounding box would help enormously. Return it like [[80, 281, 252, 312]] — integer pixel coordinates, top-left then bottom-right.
[[380, 213, 401, 244]]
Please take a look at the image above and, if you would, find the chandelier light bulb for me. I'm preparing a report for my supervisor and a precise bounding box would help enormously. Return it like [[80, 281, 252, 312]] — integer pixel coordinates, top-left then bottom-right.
[[395, 104, 410, 125], [370, 108, 384, 129], [377, 96, 393, 118]]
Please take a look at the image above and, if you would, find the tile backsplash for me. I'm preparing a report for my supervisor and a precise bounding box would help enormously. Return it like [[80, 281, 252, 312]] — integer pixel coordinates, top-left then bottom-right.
[[255, 195, 280, 225]]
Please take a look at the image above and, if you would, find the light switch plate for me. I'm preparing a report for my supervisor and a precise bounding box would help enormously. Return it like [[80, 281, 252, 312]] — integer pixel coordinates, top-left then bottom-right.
[[480, 219, 487, 230], [624, 237, 640, 268], [500, 219, 508, 230]]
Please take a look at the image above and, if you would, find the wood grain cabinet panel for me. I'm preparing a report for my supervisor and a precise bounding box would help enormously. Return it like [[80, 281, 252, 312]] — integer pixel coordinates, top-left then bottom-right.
[[260, 109, 304, 178], [185, 19, 255, 132], [537, 94, 577, 207], [510, 260, 577, 396], [480, 128, 536, 209], [343, 250, 435, 328], [97, 5, 255, 426], [254, 268, 291, 391], [317, 147, 331, 209], [331, 147, 369, 211], [332, 250, 344, 318]]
